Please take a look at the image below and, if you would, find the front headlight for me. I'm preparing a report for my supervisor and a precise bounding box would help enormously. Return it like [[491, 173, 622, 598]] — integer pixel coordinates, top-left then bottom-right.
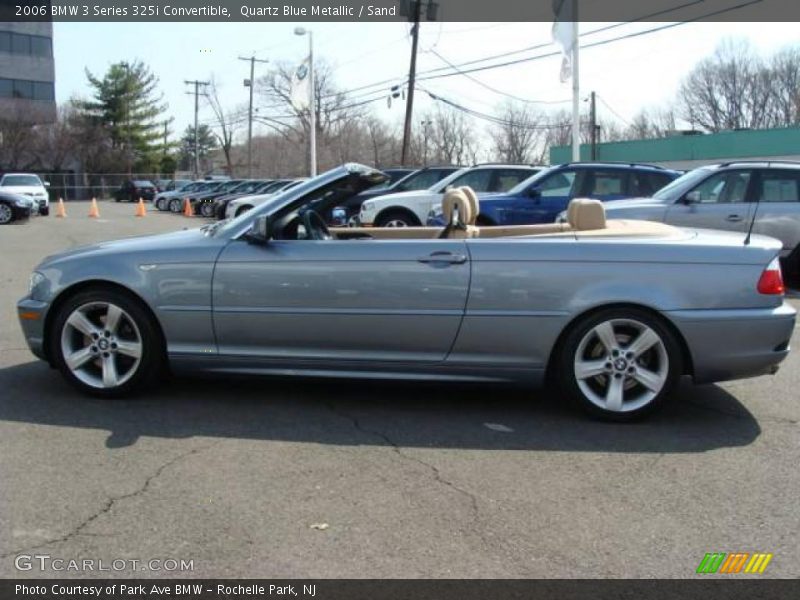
[[14, 197, 32, 207], [29, 271, 45, 296]]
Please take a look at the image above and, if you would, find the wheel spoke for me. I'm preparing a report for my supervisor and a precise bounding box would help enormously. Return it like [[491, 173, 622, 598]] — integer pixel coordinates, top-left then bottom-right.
[[575, 359, 607, 380], [67, 311, 100, 338], [632, 367, 666, 392], [593, 322, 618, 354], [116, 340, 142, 359], [105, 304, 123, 334], [626, 327, 660, 358], [65, 346, 94, 370], [102, 355, 119, 387], [605, 376, 625, 412]]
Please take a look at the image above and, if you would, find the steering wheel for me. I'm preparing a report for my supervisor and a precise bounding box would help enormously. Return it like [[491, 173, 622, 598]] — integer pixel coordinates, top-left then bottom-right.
[[302, 209, 332, 240]]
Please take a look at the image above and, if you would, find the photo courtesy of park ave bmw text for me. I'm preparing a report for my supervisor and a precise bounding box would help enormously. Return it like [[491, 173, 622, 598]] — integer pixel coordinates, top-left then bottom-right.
[[0, 1, 799, 598]]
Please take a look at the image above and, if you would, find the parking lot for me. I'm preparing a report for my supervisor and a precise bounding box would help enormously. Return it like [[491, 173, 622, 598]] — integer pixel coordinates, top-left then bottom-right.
[[1, 201, 798, 579]]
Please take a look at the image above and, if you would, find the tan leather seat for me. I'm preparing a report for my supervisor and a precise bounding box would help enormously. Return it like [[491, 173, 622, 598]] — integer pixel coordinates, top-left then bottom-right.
[[441, 189, 479, 239], [459, 186, 479, 225], [568, 198, 607, 231]]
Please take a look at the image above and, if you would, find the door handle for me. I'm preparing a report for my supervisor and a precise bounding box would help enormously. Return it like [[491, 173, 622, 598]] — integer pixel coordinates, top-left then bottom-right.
[[417, 252, 468, 265], [726, 214, 744, 222]]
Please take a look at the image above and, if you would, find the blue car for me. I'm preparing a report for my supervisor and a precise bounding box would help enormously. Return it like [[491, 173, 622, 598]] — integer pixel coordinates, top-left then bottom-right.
[[427, 163, 681, 226]]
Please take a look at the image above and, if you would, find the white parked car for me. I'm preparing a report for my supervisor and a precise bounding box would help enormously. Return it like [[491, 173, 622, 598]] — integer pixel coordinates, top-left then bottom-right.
[[225, 179, 306, 219], [0, 173, 50, 215], [358, 164, 542, 227]]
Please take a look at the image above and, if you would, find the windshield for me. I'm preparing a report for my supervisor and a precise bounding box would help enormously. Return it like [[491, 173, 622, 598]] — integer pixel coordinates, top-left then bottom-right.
[[210, 192, 295, 238], [1, 175, 42, 187], [133, 180, 154, 187], [429, 168, 469, 192], [505, 168, 557, 195], [652, 167, 714, 201]]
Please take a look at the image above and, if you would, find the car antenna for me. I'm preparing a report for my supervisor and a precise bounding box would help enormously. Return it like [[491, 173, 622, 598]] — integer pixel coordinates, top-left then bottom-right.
[[743, 185, 761, 246]]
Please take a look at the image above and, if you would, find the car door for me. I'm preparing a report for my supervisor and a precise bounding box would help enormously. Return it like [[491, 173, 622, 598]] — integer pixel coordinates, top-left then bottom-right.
[[212, 237, 470, 363], [665, 169, 754, 233], [749, 169, 800, 255], [505, 169, 580, 224]]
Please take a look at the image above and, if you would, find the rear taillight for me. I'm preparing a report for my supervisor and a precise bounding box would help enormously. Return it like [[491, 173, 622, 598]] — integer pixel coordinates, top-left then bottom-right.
[[757, 257, 785, 295]]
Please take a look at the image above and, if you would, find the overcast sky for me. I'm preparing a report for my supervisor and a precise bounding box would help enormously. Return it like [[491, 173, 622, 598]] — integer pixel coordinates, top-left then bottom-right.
[[52, 21, 799, 144]]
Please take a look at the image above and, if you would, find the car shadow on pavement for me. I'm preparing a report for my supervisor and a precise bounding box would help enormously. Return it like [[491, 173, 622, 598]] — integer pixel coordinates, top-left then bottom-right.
[[0, 361, 761, 452]]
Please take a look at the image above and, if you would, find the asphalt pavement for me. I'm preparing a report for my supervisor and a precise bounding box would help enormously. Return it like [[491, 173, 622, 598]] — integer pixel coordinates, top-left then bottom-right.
[[0, 201, 798, 579]]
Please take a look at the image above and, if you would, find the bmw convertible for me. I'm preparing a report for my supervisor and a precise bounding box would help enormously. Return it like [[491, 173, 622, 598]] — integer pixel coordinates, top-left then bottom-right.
[[17, 164, 795, 420]]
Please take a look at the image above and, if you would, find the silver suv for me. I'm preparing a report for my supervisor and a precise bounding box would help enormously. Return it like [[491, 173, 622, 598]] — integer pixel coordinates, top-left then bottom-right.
[[597, 162, 800, 276]]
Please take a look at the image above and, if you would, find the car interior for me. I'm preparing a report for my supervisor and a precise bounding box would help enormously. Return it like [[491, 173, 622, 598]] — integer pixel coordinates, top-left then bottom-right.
[[274, 185, 679, 242]]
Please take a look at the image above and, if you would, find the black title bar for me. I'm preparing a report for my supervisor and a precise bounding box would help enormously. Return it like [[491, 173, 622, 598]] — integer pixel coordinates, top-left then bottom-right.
[[2, 0, 799, 22]]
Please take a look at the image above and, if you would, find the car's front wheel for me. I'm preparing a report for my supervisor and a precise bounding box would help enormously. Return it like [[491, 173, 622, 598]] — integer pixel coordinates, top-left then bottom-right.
[[557, 308, 682, 421], [375, 210, 419, 228], [50, 288, 163, 397], [0, 203, 14, 224], [200, 202, 216, 218], [169, 198, 183, 213]]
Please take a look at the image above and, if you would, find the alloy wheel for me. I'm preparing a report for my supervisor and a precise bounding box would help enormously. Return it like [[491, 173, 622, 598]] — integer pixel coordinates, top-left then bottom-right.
[[573, 318, 669, 413], [0, 204, 12, 224], [60, 301, 143, 389]]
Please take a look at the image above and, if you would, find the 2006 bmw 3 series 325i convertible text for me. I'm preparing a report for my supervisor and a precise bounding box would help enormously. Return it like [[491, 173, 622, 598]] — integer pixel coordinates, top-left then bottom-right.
[[17, 164, 796, 420]]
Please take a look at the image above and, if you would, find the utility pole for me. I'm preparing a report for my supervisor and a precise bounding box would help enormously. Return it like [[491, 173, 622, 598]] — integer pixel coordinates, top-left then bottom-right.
[[400, 0, 422, 167], [589, 91, 597, 160], [185, 80, 209, 179], [239, 55, 269, 178]]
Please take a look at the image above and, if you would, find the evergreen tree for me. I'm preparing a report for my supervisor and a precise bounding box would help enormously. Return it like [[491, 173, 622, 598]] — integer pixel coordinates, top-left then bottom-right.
[[178, 124, 218, 172], [80, 60, 167, 172]]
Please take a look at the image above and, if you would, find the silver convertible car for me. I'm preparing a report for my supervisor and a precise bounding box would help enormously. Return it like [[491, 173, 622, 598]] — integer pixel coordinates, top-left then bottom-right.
[[17, 164, 796, 420]]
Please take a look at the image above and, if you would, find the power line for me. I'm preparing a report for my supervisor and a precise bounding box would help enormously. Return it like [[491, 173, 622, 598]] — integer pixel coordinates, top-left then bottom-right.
[[596, 94, 632, 127]]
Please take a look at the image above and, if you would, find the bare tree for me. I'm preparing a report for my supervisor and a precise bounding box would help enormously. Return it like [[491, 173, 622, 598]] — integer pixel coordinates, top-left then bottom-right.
[[205, 78, 245, 176], [766, 46, 800, 126], [425, 106, 478, 165], [490, 101, 546, 164]]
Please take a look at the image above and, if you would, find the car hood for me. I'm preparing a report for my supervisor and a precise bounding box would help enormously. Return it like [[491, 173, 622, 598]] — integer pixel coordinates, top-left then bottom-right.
[[369, 189, 433, 204], [2, 185, 46, 195], [38, 228, 223, 269], [602, 197, 668, 211]]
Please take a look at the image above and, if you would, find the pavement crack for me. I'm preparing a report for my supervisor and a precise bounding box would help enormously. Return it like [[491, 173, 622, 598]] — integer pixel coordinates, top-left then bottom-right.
[[323, 402, 486, 540], [0, 441, 220, 560]]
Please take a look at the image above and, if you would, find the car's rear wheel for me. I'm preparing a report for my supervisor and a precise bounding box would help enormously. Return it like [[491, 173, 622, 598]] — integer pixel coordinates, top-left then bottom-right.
[[155, 197, 167, 211], [40, 206, 49, 216], [376, 210, 419, 228], [169, 198, 183, 213], [0, 203, 14, 224], [557, 308, 682, 421], [50, 288, 163, 397]]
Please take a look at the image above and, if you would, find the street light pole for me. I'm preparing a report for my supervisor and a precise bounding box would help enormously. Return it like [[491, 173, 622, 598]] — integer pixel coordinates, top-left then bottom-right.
[[295, 27, 316, 177]]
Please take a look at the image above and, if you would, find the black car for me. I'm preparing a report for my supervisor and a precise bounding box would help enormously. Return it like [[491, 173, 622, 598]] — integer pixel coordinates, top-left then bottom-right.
[[211, 180, 276, 219], [0, 191, 34, 224], [337, 166, 463, 225], [114, 180, 157, 202]]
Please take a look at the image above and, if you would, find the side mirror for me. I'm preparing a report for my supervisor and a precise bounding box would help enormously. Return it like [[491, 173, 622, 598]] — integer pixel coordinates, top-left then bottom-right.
[[683, 191, 702, 204], [527, 187, 541, 200], [243, 215, 273, 245], [44, 181, 51, 187]]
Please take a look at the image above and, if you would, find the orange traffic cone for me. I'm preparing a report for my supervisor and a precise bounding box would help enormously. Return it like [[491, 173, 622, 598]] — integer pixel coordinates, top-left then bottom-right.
[[88, 198, 100, 218], [183, 198, 193, 217], [135, 197, 147, 217], [55, 198, 67, 218]]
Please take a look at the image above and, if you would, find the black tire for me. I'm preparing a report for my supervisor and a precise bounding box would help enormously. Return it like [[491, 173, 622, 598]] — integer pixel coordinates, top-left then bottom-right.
[[156, 197, 168, 211], [169, 198, 183, 213], [40, 206, 49, 216], [114, 197, 120, 203], [49, 287, 164, 398], [0, 202, 14, 224], [235, 205, 253, 217], [375, 209, 420, 228], [556, 307, 683, 421], [200, 202, 216, 218], [783, 246, 800, 286]]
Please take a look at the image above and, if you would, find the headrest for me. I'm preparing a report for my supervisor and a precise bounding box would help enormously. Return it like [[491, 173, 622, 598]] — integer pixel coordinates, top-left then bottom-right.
[[569, 198, 607, 231], [441, 188, 472, 227], [459, 186, 479, 225]]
